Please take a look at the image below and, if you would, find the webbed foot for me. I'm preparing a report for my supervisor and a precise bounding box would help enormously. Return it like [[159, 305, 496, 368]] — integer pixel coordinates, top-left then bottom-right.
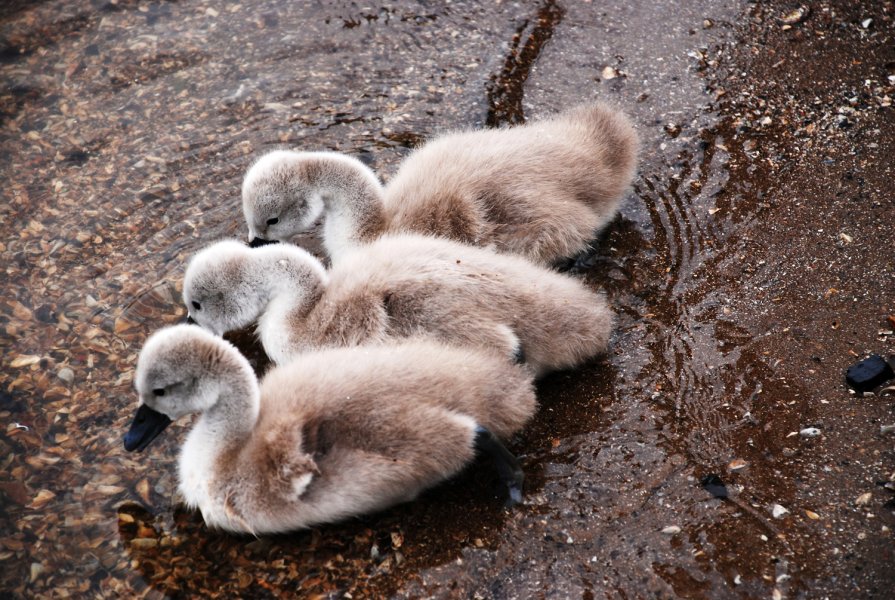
[[474, 425, 524, 507]]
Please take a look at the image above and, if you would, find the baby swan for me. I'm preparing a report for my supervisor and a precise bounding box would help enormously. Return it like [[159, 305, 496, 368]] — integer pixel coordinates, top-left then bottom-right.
[[242, 102, 639, 266], [123, 325, 536, 533], [183, 235, 614, 376]]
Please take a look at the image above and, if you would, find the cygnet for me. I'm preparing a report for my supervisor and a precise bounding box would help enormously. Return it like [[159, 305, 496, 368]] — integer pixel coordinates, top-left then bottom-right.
[[242, 102, 639, 266], [123, 325, 536, 533], [183, 235, 614, 375]]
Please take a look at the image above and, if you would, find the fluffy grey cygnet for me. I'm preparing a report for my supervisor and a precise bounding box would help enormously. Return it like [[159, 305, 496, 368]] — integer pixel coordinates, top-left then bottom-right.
[[182, 234, 614, 376], [123, 325, 536, 534], [241, 102, 639, 266]]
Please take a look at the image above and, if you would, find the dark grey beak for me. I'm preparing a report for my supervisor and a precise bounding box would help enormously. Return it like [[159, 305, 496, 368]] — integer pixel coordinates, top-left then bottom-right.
[[249, 237, 279, 248], [124, 404, 173, 452], [185, 315, 196, 325]]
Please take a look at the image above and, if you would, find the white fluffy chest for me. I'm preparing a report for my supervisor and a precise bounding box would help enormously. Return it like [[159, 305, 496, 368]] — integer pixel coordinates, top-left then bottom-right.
[[257, 296, 297, 365], [323, 208, 363, 263], [177, 425, 229, 528]]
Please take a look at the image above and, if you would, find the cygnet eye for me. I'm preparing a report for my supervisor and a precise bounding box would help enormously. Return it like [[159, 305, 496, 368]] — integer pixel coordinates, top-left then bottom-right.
[[152, 388, 166, 397], [191, 300, 201, 311], [266, 217, 279, 226]]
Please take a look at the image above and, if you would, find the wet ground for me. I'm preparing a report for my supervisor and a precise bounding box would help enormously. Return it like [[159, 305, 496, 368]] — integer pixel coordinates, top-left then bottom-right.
[[1, 0, 894, 598]]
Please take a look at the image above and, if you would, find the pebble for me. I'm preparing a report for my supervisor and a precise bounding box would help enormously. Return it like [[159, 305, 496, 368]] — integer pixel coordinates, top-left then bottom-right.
[[661, 525, 681, 535], [57, 367, 75, 383], [728, 458, 748, 471], [799, 427, 821, 438], [771, 504, 790, 519], [780, 7, 809, 25], [855, 492, 872, 506]]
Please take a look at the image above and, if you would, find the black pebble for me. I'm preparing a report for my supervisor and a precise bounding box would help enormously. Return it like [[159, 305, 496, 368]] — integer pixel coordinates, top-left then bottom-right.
[[700, 474, 728, 499], [845, 354, 895, 392]]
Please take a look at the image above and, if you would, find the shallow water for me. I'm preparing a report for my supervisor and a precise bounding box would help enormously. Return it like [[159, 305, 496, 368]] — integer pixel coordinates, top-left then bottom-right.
[[2, 0, 894, 598]]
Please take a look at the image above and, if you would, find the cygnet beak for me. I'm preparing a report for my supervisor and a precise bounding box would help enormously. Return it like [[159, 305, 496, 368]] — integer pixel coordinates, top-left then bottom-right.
[[185, 315, 196, 325], [248, 237, 279, 248], [124, 404, 172, 452]]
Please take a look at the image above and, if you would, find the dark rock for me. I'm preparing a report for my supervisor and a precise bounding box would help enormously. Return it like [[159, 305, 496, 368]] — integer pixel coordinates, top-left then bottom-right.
[[700, 474, 729, 499], [845, 354, 895, 392]]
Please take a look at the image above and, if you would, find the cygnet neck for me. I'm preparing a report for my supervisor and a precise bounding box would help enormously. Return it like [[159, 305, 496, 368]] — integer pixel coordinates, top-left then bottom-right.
[[195, 340, 261, 445], [318, 158, 387, 258], [253, 245, 327, 311]]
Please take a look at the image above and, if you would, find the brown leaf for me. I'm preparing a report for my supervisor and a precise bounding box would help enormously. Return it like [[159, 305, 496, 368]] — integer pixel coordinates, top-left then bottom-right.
[[30, 489, 56, 509], [114, 316, 139, 334], [10, 355, 41, 368], [9, 300, 32, 321], [136, 478, 152, 505]]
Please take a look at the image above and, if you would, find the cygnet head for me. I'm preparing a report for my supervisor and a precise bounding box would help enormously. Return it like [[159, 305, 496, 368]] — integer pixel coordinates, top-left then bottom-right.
[[242, 150, 327, 244], [124, 325, 239, 452], [183, 240, 267, 336]]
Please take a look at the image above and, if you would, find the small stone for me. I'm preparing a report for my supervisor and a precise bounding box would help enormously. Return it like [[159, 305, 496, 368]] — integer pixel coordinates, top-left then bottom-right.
[[855, 492, 872, 506], [601, 66, 618, 80], [662, 525, 681, 535], [805, 509, 821, 520], [701, 474, 729, 498], [799, 427, 821, 438], [57, 367, 75, 383], [861, 18, 872, 29], [130, 538, 158, 549], [30, 562, 45, 583], [136, 525, 156, 539], [771, 504, 790, 519], [772, 588, 783, 600], [780, 7, 809, 25], [845, 355, 894, 392], [728, 458, 748, 471]]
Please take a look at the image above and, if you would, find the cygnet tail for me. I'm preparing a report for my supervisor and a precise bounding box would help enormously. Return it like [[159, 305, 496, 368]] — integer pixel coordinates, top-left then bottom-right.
[[574, 103, 641, 203]]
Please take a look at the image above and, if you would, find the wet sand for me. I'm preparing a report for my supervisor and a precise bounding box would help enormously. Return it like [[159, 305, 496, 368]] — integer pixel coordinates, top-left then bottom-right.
[[1, 0, 893, 598]]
